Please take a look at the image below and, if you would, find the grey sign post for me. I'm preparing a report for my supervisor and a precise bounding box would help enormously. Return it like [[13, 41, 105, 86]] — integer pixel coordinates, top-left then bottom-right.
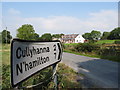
[[11, 39, 62, 88]]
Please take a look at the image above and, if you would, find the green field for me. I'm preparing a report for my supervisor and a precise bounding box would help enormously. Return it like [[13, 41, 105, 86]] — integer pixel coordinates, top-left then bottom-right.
[[0, 44, 10, 65], [64, 43, 78, 46], [95, 40, 120, 44], [0, 44, 2, 50], [2, 51, 10, 65], [2, 44, 10, 50], [64, 40, 120, 45]]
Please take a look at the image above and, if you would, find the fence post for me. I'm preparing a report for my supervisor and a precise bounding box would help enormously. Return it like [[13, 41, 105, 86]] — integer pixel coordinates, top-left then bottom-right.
[[18, 83, 23, 90], [52, 63, 58, 90], [13, 83, 22, 90], [13, 86, 18, 90]]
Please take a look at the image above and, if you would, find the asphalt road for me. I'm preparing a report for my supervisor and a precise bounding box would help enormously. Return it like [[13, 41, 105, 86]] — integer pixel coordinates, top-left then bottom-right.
[[61, 52, 119, 88]]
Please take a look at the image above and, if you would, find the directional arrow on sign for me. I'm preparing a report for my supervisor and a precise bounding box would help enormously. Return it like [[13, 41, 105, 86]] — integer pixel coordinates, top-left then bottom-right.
[[57, 43, 62, 60]]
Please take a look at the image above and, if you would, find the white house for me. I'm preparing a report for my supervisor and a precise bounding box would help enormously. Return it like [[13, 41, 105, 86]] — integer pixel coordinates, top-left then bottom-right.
[[61, 34, 85, 43], [75, 34, 85, 43]]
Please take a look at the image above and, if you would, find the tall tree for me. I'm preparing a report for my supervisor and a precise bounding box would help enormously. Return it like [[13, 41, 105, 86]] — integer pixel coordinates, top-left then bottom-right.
[[107, 27, 120, 40], [90, 30, 101, 40], [82, 30, 101, 41], [101, 32, 110, 40], [52, 33, 64, 38], [0, 32, 2, 43], [33, 33, 39, 40], [1, 30, 12, 43], [82, 33, 91, 40], [40, 33, 52, 41], [17, 24, 35, 40]]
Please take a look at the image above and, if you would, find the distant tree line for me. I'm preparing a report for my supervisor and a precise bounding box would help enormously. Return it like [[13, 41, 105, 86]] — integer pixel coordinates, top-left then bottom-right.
[[0, 24, 64, 43], [16, 24, 64, 41], [82, 30, 101, 41], [100, 27, 120, 40], [82, 27, 120, 41], [1, 24, 120, 44]]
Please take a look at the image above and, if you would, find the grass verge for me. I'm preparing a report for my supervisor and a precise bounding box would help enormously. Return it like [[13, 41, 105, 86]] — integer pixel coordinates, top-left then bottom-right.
[[56, 63, 82, 88], [2, 63, 82, 89], [95, 40, 117, 44], [64, 49, 120, 62], [64, 50, 100, 58], [100, 55, 120, 62]]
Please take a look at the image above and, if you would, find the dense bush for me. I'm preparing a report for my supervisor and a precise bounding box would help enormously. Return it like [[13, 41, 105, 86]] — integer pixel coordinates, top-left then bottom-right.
[[64, 42, 120, 62], [64, 43, 76, 51], [74, 43, 100, 52], [98, 46, 120, 56], [2, 64, 11, 89], [61, 43, 65, 49], [2, 63, 80, 89], [97, 47, 120, 62], [2, 64, 53, 89], [114, 40, 120, 44]]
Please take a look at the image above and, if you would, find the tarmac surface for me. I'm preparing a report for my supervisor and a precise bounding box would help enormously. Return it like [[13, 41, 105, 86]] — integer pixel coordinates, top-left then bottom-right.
[[61, 52, 119, 88]]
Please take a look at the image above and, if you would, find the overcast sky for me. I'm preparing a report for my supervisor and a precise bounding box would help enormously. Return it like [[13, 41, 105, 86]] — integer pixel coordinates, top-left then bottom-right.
[[1, 1, 118, 37]]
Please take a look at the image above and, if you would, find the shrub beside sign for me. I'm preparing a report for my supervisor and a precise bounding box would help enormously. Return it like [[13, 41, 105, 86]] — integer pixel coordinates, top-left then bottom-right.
[[11, 39, 62, 87]]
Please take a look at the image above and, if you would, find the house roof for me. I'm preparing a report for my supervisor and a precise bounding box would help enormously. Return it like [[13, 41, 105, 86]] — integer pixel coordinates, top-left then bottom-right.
[[62, 34, 79, 38], [61, 38, 75, 40], [61, 34, 79, 41]]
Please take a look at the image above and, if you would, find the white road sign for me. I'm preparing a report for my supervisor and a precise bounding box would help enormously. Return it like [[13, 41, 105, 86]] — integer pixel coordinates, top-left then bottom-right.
[[11, 39, 62, 87]]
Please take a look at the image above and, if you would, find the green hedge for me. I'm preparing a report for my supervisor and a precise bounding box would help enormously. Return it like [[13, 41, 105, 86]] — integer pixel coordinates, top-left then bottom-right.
[[114, 40, 120, 44], [74, 43, 100, 52]]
